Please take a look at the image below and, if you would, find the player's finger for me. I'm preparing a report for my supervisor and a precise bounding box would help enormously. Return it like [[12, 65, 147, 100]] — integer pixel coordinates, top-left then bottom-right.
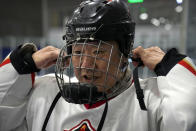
[[46, 49, 60, 62], [146, 46, 164, 53], [132, 46, 145, 58], [42, 46, 59, 52]]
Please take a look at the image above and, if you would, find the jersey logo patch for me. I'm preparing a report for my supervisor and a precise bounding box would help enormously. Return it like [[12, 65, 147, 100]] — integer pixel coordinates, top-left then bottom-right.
[[64, 119, 95, 131]]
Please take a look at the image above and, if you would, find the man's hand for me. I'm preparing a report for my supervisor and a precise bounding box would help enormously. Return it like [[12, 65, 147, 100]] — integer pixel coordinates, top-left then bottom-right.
[[32, 46, 60, 69], [132, 46, 165, 70]]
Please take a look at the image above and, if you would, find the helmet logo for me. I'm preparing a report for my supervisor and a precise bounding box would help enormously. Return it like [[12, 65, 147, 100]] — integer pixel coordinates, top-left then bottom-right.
[[76, 27, 97, 32]]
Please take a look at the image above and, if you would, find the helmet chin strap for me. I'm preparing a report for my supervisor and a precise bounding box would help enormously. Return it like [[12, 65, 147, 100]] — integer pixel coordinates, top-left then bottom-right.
[[132, 58, 147, 111], [97, 94, 108, 131], [42, 91, 61, 131]]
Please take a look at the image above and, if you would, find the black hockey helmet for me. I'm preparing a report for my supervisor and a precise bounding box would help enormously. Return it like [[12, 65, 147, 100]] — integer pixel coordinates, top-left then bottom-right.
[[63, 0, 135, 57], [56, 0, 136, 105]]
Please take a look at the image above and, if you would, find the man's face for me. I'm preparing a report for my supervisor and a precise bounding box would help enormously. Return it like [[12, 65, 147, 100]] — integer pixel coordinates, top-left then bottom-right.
[[71, 40, 126, 92]]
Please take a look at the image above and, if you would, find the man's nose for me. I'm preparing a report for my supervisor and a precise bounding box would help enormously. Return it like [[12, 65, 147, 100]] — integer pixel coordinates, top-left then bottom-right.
[[80, 55, 95, 69]]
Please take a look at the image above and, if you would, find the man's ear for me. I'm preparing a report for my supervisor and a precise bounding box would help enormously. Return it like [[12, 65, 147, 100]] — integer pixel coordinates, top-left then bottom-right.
[[120, 57, 128, 72]]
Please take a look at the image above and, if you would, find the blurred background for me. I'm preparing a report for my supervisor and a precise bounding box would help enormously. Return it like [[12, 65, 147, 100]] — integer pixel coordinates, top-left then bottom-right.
[[0, 0, 196, 77]]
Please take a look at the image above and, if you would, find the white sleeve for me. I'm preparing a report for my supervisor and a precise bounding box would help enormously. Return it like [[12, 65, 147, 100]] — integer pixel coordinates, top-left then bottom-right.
[[0, 58, 35, 131], [157, 57, 196, 131]]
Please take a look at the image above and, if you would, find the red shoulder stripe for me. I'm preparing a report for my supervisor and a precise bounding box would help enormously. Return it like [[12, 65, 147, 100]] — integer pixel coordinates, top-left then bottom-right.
[[0, 58, 11, 67], [178, 59, 196, 76], [31, 73, 35, 86]]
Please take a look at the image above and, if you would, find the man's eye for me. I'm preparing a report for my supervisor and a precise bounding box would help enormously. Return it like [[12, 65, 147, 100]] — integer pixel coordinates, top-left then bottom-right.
[[74, 51, 81, 54], [93, 50, 105, 55]]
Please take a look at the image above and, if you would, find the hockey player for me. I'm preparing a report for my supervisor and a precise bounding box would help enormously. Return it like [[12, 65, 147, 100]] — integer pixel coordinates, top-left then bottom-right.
[[1, 0, 196, 131]]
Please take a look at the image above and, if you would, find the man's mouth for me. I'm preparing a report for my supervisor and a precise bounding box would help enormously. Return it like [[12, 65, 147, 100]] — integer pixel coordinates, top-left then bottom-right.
[[83, 75, 99, 82]]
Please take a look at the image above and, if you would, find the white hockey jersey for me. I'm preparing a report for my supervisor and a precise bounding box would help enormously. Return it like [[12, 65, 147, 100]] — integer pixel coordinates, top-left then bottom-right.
[[0, 57, 196, 131]]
